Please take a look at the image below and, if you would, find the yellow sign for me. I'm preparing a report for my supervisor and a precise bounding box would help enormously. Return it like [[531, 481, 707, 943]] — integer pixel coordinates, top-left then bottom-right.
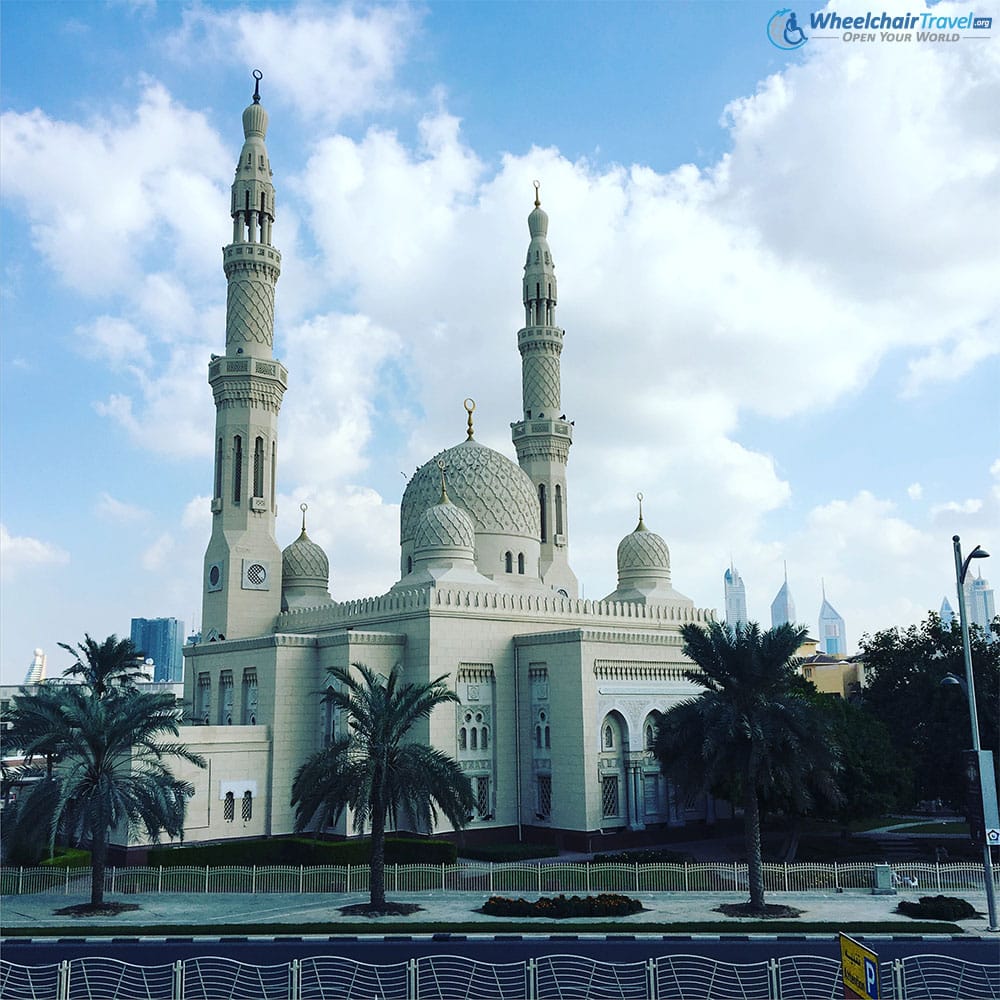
[[840, 933, 880, 999]]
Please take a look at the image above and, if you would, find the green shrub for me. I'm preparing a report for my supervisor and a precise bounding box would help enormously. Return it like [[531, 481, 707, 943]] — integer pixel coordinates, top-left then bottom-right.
[[896, 895, 979, 921], [148, 835, 456, 868], [40, 848, 91, 869], [462, 843, 559, 862], [482, 893, 643, 918]]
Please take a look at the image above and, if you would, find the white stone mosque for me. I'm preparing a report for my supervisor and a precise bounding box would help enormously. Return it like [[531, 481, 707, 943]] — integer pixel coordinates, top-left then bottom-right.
[[160, 75, 722, 856]]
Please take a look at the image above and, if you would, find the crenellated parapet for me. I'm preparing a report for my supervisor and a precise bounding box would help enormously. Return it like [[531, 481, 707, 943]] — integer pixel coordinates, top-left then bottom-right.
[[276, 582, 715, 633]]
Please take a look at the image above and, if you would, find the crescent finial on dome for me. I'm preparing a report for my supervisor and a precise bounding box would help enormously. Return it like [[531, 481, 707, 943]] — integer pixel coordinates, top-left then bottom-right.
[[299, 501, 309, 536], [464, 397, 476, 440], [635, 492, 648, 532]]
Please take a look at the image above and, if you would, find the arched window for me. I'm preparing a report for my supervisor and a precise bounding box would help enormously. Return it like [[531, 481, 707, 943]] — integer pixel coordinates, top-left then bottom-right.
[[538, 485, 548, 542], [603, 724, 614, 749], [242, 791, 253, 821], [555, 485, 563, 535], [505, 551, 513, 573], [232, 436, 243, 504], [517, 553, 525, 575], [535, 725, 542, 749], [481, 727, 489, 750], [224, 792, 235, 822], [214, 438, 223, 500], [645, 724, 655, 750], [470, 728, 478, 751], [459, 728, 467, 751], [407, 556, 413, 575], [253, 436, 264, 498], [544, 726, 551, 749], [270, 441, 277, 509]]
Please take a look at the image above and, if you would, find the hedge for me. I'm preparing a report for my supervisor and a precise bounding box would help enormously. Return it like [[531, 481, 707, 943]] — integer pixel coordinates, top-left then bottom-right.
[[461, 843, 559, 862], [896, 895, 980, 921], [482, 893, 644, 918]]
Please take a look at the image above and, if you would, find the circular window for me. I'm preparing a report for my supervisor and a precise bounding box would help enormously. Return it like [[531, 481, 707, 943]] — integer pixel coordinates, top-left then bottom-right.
[[247, 563, 267, 586], [539, 711, 546, 721], [209, 565, 220, 586], [475, 713, 483, 723], [464, 712, 472, 722]]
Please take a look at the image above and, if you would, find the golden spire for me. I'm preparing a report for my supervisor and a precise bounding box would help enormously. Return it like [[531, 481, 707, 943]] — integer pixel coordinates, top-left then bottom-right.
[[464, 397, 476, 440]]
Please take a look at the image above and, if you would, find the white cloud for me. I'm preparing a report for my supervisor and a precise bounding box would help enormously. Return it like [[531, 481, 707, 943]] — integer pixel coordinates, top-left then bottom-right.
[[95, 493, 149, 523], [168, 3, 422, 125], [907, 483, 923, 501], [77, 316, 148, 368], [141, 533, 175, 571], [0, 524, 70, 577], [931, 498, 984, 517]]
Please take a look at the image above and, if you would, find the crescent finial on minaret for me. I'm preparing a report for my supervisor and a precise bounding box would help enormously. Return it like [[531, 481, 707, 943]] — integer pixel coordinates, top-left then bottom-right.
[[252, 69, 262, 104], [533, 179, 541, 208], [464, 397, 476, 440]]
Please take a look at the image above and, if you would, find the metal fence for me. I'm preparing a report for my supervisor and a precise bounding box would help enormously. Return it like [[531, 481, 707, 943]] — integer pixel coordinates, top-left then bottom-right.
[[1, 860, 993, 897], [2, 953, 999, 999]]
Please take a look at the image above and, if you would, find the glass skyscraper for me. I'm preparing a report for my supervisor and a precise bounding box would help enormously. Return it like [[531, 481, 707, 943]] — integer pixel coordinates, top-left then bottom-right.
[[818, 586, 846, 655], [770, 564, 796, 628], [724, 563, 747, 630], [130, 617, 185, 683]]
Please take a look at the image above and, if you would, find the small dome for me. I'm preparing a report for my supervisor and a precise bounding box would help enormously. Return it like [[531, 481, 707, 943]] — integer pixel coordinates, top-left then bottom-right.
[[617, 518, 670, 578], [282, 529, 329, 586], [414, 498, 476, 554]]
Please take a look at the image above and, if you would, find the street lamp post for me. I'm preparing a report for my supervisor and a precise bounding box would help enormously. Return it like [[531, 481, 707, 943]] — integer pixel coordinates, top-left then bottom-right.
[[952, 534, 998, 932]]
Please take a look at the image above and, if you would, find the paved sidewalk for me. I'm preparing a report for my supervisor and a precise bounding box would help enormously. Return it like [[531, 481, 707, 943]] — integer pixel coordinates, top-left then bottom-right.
[[2, 889, 994, 935]]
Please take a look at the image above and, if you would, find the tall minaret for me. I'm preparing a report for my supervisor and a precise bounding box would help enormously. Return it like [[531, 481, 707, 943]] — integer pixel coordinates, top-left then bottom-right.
[[202, 72, 287, 641], [511, 183, 577, 597]]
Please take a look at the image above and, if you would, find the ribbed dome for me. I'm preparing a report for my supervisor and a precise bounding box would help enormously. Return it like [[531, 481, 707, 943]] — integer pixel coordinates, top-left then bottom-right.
[[281, 529, 329, 585], [528, 203, 548, 239], [401, 439, 540, 543], [242, 101, 268, 139], [414, 498, 475, 553], [617, 520, 670, 577]]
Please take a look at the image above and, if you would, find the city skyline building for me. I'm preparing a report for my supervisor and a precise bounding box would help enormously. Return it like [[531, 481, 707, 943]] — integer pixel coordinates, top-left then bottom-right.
[[770, 563, 796, 629], [22, 648, 47, 685], [964, 569, 996, 637], [817, 583, 847, 655], [940, 596, 956, 629], [130, 617, 185, 683], [723, 562, 747, 631]]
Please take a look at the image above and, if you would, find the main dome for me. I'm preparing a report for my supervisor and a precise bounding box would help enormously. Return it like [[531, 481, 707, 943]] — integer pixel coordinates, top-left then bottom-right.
[[401, 439, 540, 543]]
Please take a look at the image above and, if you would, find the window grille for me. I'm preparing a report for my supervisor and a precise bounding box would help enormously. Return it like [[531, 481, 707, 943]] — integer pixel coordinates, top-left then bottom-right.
[[224, 792, 235, 822], [242, 791, 253, 822], [537, 775, 552, 819], [601, 775, 620, 818], [219, 671, 234, 726], [603, 724, 614, 749], [253, 436, 264, 498], [538, 484, 547, 542], [476, 776, 490, 817], [555, 485, 563, 535], [459, 728, 467, 751], [242, 671, 258, 725]]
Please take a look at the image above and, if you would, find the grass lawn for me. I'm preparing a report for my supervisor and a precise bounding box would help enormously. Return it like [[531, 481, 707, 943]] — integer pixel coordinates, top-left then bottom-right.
[[889, 821, 969, 835]]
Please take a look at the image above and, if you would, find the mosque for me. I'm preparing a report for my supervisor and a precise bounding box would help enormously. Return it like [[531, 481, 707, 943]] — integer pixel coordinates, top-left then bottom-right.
[[171, 78, 721, 854]]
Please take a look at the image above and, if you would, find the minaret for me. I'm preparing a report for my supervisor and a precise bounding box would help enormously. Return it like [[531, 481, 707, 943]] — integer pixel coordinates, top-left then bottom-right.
[[510, 182, 578, 597], [202, 72, 288, 641]]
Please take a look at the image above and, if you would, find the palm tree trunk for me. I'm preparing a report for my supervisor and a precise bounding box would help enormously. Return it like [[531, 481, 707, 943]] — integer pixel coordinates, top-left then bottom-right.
[[744, 785, 766, 913], [90, 830, 108, 907], [369, 794, 386, 910]]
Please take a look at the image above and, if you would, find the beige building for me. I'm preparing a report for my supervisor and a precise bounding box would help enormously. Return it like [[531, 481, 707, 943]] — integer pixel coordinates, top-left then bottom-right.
[[167, 79, 722, 855]]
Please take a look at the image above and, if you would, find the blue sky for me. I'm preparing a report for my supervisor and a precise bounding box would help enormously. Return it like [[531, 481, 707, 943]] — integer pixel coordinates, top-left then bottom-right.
[[2, 0, 998, 684]]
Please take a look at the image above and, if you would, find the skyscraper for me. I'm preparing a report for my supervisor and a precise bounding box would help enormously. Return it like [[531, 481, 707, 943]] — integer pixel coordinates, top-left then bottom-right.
[[130, 617, 185, 683], [770, 563, 796, 628], [964, 570, 996, 635], [817, 583, 847, 655], [23, 648, 47, 685], [724, 563, 747, 630], [940, 596, 956, 629]]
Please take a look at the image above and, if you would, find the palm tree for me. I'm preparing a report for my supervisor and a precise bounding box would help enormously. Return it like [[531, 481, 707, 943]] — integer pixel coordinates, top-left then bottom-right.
[[653, 621, 841, 915], [58, 634, 148, 696], [292, 663, 474, 911], [5, 684, 204, 906]]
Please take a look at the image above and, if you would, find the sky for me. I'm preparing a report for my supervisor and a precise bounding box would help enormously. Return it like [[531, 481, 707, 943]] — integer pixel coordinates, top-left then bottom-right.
[[1, 0, 998, 686]]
